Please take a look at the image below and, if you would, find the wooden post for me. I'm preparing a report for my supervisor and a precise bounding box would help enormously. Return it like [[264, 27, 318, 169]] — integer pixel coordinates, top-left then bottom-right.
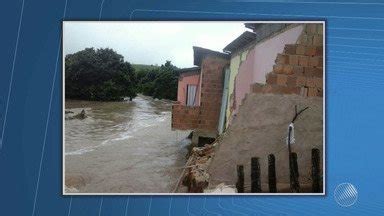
[[312, 148, 321, 193], [251, 157, 261, 192], [290, 152, 300, 192], [287, 105, 309, 193], [236, 165, 244, 193], [287, 126, 294, 191], [268, 154, 277, 193]]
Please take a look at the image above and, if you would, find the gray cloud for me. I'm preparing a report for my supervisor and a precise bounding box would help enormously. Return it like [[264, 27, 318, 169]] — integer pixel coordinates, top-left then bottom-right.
[[63, 21, 246, 68]]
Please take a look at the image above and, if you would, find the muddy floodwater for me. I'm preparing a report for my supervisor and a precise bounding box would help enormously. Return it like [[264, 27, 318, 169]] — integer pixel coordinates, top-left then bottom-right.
[[64, 95, 190, 193]]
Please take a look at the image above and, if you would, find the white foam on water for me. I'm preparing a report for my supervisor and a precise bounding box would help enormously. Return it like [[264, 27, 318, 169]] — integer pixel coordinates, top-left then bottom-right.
[[137, 121, 152, 128], [156, 116, 166, 122], [100, 132, 134, 146], [66, 147, 94, 156], [111, 134, 133, 142], [65, 186, 80, 193]]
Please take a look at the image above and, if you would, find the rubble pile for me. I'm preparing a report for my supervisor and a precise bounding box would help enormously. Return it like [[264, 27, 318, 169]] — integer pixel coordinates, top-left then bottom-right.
[[204, 183, 237, 193], [182, 143, 216, 193]]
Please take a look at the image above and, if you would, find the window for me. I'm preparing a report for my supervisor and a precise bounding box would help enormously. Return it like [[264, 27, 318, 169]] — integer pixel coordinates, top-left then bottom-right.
[[186, 84, 197, 106]]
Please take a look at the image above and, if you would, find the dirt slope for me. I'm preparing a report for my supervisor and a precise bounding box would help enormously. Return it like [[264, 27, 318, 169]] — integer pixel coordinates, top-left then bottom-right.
[[208, 93, 323, 192]]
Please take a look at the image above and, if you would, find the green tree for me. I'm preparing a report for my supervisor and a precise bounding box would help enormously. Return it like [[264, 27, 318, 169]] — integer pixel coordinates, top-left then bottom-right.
[[153, 61, 179, 100], [135, 61, 179, 100], [65, 48, 137, 101]]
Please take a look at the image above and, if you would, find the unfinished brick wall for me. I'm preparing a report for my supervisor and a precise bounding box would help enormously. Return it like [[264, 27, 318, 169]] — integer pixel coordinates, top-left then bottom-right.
[[197, 56, 229, 132], [172, 55, 229, 132], [171, 104, 200, 130], [252, 24, 323, 97]]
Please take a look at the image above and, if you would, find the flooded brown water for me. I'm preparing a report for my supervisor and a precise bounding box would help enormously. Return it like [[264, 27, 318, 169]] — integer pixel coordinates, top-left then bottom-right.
[[64, 95, 190, 193]]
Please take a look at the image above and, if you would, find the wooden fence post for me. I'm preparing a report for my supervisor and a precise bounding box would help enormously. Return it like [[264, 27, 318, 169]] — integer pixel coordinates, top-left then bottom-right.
[[251, 157, 261, 192], [268, 154, 277, 193], [290, 152, 300, 192], [236, 165, 244, 193], [311, 148, 321, 193]]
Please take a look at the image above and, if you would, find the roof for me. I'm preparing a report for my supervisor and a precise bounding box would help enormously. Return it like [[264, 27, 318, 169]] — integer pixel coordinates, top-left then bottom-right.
[[177, 66, 200, 74], [244, 23, 262, 31], [224, 23, 292, 54], [245, 23, 289, 34], [223, 31, 257, 53], [193, 46, 230, 66]]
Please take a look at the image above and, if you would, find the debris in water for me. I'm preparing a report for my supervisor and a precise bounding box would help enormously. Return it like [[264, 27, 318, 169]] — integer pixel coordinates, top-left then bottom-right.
[[67, 109, 87, 120]]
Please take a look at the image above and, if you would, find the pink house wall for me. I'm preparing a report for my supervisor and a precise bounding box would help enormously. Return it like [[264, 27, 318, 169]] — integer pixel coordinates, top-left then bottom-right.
[[177, 72, 201, 106], [233, 25, 304, 115]]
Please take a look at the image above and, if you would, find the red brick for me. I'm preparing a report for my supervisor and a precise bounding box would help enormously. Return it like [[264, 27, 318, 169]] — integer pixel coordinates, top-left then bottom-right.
[[309, 57, 323, 67], [313, 35, 323, 45], [298, 56, 309, 67], [306, 24, 318, 34], [284, 45, 297, 55], [273, 64, 284, 74], [303, 67, 323, 77], [276, 54, 289, 64], [289, 55, 299, 65], [293, 66, 304, 75], [284, 86, 300, 95], [276, 74, 288, 86], [303, 67, 315, 77], [266, 73, 277, 85], [313, 67, 323, 77], [296, 76, 306, 86], [315, 46, 323, 56], [287, 76, 297, 87], [296, 45, 306, 55], [308, 87, 317, 97], [283, 65, 294, 75], [264, 85, 300, 95], [305, 46, 318, 56], [317, 24, 323, 35], [306, 78, 316, 87], [299, 35, 313, 45], [314, 77, 323, 88]]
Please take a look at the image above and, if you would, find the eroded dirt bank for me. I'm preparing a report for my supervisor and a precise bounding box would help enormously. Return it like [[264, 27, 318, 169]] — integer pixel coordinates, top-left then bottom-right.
[[208, 93, 323, 192]]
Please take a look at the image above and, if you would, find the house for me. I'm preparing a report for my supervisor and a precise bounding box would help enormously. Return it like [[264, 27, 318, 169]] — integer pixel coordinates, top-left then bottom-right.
[[171, 46, 229, 146], [176, 67, 201, 107], [223, 23, 311, 126], [173, 23, 324, 192], [208, 23, 324, 192]]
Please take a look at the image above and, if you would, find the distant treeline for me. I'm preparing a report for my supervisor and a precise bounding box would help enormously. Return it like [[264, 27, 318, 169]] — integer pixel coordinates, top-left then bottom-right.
[[65, 48, 179, 101]]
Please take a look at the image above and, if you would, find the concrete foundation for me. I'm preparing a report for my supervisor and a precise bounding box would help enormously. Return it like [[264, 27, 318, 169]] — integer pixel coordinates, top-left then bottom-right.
[[191, 130, 218, 147]]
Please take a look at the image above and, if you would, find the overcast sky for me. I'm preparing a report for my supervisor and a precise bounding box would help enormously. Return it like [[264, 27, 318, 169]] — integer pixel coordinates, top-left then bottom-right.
[[63, 22, 247, 68]]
